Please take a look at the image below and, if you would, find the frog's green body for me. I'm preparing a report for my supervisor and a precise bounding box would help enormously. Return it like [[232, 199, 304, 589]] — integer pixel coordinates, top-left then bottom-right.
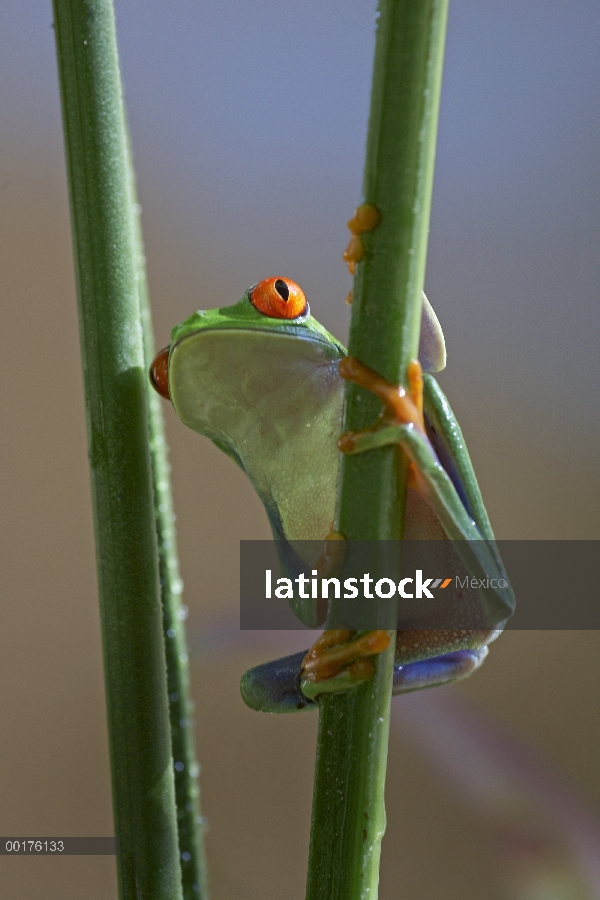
[[156, 280, 514, 712]]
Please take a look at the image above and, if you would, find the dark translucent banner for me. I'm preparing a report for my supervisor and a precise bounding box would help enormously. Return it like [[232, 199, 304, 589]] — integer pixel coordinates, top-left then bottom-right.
[[239, 540, 600, 630]]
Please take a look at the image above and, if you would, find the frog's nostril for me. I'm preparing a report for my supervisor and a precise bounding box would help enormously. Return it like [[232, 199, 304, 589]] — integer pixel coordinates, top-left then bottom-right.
[[150, 346, 171, 400]]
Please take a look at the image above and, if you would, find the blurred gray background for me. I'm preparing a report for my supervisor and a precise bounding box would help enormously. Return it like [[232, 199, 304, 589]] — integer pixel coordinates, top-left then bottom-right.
[[1, 2, 599, 898]]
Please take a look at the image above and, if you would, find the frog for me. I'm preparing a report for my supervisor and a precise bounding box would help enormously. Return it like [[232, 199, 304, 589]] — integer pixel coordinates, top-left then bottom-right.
[[150, 275, 514, 712]]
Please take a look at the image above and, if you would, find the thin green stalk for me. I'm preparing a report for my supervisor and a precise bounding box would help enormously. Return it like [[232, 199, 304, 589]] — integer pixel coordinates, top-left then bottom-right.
[[53, 2, 182, 898], [134, 200, 209, 900], [306, 3, 448, 899]]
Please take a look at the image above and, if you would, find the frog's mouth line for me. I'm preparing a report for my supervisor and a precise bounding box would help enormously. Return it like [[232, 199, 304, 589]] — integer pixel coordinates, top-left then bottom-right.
[[170, 324, 344, 358]]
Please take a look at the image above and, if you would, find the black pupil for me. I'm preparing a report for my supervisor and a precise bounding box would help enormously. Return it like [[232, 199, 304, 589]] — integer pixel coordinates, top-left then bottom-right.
[[274, 279, 289, 302]]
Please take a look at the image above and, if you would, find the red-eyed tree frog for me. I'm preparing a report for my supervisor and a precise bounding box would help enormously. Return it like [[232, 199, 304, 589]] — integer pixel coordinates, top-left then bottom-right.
[[150, 276, 514, 713]]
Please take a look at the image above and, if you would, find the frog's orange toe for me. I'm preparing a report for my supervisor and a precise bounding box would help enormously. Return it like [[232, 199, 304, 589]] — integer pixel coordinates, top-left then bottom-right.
[[301, 629, 390, 685]]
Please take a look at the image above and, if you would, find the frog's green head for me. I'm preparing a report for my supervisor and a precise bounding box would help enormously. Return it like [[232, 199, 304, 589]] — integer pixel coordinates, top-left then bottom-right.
[[149, 276, 345, 402]]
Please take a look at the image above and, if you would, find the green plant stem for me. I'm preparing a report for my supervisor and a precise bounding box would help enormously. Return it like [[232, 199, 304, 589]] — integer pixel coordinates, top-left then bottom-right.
[[134, 200, 210, 900], [305, 2, 448, 899], [53, 2, 182, 897]]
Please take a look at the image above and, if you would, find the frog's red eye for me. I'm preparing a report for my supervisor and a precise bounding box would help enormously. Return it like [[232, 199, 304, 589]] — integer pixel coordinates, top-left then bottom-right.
[[150, 346, 170, 400], [249, 277, 308, 319]]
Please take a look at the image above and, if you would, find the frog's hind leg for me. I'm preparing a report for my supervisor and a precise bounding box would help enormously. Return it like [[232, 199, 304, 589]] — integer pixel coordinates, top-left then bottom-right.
[[238, 636, 388, 714], [393, 648, 488, 694], [240, 650, 319, 714], [240, 646, 488, 712], [300, 629, 391, 700]]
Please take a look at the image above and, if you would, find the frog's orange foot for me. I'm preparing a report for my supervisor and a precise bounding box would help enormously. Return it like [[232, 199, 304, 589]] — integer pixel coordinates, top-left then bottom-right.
[[300, 629, 390, 700], [337, 356, 432, 497], [338, 356, 424, 426], [343, 203, 381, 276]]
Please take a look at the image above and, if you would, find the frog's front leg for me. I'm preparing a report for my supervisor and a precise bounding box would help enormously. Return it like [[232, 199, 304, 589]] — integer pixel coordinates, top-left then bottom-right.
[[338, 356, 514, 625]]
